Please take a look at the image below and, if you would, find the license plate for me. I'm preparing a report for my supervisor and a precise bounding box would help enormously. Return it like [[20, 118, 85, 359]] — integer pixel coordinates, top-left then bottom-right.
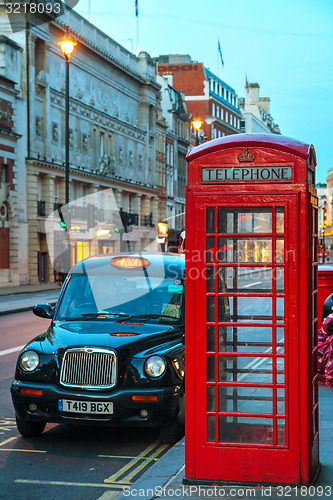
[[58, 399, 113, 415]]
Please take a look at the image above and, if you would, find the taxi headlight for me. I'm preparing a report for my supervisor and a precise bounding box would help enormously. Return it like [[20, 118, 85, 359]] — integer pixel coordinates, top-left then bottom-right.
[[144, 355, 166, 378], [19, 351, 40, 372]]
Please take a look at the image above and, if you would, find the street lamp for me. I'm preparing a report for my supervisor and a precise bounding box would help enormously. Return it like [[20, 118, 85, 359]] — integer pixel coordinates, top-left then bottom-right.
[[58, 29, 77, 205], [57, 30, 76, 280], [192, 118, 203, 147]]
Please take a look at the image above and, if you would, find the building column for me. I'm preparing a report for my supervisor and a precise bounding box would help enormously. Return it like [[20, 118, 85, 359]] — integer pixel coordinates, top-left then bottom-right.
[[44, 174, 55, 217], [113, 188, 122, 211], [141, 195, 150, 222], [151, 197, 159, 227], [130, 194, 141, 252], [7, 162, 20, 286], [26, 167, 39, 284], [131, 194, 141, 217], [44, 174, 56, 283], [58, 177, 66, 205], [90, 185, 100, 257]]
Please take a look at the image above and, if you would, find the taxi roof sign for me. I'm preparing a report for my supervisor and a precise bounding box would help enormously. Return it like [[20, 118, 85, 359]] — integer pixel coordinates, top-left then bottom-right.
[[110, 256, 151, 269]]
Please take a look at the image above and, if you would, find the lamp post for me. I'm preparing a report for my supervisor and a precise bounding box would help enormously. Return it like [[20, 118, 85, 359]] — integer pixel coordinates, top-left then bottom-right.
[[58, 30, 77, 206], [57, 30, 77, 281], [192, 118, 203, 147]]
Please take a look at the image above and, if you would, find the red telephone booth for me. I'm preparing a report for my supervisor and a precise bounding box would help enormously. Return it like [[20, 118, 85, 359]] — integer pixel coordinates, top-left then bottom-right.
[[185, 134, 319, 485]]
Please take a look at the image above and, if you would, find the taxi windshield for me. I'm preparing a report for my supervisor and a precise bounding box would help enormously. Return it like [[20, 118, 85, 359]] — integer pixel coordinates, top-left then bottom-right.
[[55, 273, 184, 322]]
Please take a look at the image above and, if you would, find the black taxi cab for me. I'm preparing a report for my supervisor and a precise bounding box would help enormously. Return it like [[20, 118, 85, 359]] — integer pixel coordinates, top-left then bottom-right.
[[11, 253, 185, 444]]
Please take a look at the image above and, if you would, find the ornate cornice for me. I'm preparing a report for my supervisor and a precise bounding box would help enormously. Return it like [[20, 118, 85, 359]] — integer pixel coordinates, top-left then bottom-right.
[[54, 19, 146, 85], [0, 127, 21, 139], [26, 158, 158, 195], [49, 88, 146, 141]]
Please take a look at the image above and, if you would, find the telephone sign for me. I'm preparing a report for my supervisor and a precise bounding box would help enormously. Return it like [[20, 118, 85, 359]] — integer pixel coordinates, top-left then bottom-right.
[[202, 165, 292, 182]]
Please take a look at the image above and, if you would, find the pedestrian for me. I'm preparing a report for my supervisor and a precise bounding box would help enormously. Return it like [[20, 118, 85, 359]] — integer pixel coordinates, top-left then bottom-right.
[[318, 314, 333, 388]]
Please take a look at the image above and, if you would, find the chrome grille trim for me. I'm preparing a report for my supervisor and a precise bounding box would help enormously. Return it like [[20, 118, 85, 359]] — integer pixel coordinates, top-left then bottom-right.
[[60, 348, 117, 389]]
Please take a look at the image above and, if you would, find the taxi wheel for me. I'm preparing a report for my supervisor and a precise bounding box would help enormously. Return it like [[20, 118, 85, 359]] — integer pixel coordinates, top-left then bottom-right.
[[16, 416, 46, 437], [160, 390, 185, 444]]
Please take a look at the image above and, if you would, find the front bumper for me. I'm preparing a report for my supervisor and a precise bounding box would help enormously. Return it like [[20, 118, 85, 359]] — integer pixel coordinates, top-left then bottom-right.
[[11, 380, 182, 428]]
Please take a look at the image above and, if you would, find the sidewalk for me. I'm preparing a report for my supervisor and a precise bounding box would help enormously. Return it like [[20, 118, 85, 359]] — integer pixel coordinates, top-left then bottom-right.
[[0, 283, 61, 315], [115, 384, 333, 500], [0, 283, 61, 296]]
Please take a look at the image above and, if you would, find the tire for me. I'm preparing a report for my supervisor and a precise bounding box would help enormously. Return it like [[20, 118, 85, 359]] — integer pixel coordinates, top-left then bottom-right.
[[160, 390, 185, 444], [16, 416, 46, 437]]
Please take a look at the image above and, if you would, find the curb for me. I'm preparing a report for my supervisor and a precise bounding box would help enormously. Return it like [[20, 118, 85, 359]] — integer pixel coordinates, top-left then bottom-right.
[[115, 438, 185, 500], [0, 301, 58, 317], [0, 286, 61, 297]]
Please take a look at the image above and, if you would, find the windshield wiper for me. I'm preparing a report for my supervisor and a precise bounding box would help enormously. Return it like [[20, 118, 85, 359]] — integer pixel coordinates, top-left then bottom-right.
[[69, 312, 130, 321], [116, 313, 178, 322]]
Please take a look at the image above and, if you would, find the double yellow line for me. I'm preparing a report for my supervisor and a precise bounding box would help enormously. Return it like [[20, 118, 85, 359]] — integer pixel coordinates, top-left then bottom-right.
[[0, 432, 46, 454], [102, 440, 169, 485], [6, 432, 168, 496]]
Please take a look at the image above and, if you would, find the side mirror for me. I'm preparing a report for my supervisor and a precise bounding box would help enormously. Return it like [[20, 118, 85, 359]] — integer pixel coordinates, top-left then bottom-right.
[[33, 303, 54, 319]]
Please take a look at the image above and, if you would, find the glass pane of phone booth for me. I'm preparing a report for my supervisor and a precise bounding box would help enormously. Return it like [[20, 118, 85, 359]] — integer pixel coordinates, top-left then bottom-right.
[[206, 206, 286, 446]]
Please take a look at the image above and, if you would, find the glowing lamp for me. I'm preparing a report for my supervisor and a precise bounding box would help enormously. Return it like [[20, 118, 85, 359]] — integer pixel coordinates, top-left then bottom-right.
[[192, 119, 203, 131], [58, 34, 77, 60]]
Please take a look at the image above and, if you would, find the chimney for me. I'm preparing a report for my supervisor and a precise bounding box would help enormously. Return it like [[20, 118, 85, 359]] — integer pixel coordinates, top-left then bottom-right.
[[246, 83, 260, 106]]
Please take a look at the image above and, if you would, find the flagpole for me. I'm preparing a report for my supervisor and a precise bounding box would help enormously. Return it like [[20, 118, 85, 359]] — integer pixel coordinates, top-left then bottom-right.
[[136, 14, 139, 55], [135, 0, 139, 55]]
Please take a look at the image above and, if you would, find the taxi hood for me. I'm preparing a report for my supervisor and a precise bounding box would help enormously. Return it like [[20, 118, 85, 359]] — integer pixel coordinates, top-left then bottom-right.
[[31, 320, 182, 357]]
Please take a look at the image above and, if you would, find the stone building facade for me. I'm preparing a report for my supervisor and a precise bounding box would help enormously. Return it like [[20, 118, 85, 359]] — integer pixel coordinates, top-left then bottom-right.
[[239, 82, 281, 134], [318, 175, 333, 262], [156, 54, 242, 144], [0, 8, 170, 286], [156, 74, 191, 231], [0, 34, 26, 287]]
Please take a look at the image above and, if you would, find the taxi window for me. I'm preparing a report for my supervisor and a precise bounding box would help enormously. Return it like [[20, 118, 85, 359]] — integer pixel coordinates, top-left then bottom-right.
[[56, 273, 184, 321]]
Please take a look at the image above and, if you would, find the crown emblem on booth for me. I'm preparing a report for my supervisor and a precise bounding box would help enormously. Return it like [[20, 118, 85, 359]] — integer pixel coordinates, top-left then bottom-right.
[[237, 148, 256, 163]]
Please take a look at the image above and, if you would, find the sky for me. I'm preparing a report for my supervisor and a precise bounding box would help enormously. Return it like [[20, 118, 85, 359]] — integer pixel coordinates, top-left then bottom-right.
[[74, 0, 333, 184]]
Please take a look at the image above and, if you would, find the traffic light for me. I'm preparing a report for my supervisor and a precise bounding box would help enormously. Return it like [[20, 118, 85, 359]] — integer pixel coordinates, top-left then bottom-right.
[[58, 207, 67, 231], [119, 209, 133, 233], [119, 208, 126, 231], [87, 204, 98, 229]]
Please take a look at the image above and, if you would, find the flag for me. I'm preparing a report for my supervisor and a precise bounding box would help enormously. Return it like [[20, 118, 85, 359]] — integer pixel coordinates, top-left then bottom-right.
[[135, 0, 138, 17], [245, 73, 249, 90], [218, 38, 224, 68]]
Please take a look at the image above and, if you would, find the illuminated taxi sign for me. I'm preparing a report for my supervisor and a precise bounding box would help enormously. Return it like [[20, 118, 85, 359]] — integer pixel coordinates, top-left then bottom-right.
[[110, 256, 151, 269]]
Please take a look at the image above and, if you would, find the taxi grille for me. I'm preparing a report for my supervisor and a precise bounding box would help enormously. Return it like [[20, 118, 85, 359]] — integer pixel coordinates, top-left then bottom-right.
[[60, 348, 117, 389]]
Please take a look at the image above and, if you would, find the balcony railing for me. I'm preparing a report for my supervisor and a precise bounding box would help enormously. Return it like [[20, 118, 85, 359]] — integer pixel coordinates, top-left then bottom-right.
[[141, 214, 154, 227], [49, 203, 149, 229]]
